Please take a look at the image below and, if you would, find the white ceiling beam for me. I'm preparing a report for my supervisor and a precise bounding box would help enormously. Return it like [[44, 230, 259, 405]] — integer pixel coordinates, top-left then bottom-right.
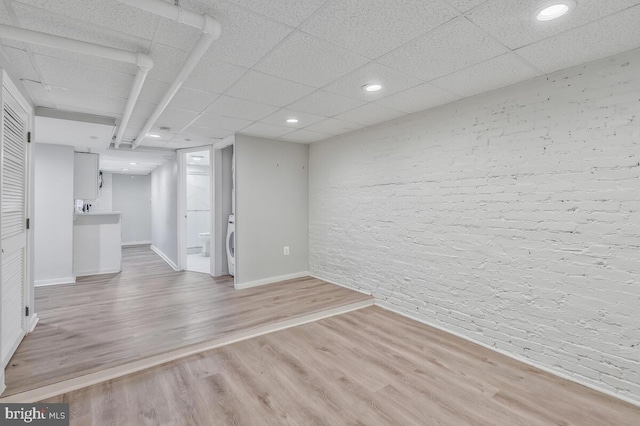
[[116, 0, 222, 150], [0, 23, 153, 150]]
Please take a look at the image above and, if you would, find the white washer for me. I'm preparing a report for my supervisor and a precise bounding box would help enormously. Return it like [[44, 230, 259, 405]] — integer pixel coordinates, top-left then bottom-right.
[[226, 214, 235, 276]]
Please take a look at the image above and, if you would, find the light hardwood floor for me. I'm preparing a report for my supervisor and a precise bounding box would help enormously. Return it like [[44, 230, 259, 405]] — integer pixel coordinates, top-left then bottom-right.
[[44, 306, 640, 425], [3, 246, 371, 396]]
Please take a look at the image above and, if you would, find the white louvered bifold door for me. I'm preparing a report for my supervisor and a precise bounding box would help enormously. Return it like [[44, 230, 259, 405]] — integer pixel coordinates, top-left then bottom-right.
[[1, 87, 28, 366]]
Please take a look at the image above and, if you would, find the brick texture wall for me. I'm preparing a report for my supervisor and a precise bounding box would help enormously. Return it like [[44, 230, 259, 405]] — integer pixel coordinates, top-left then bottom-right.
[[309, 49, 640, 404]]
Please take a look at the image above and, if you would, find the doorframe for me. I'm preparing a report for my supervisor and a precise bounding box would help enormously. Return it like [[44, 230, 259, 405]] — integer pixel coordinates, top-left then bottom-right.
[[177, 146, 215, 275]]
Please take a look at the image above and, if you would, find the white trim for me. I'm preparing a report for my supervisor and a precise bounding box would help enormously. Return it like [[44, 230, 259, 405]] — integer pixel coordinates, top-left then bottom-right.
[[0, 369, 5, 396], [235, 271, 310, 290], [150, 245, 179, 271], [0, 297, 373, 403], [122, 240, 151, 247], [1, 330, 25, 369], [309, 273, 372, 297], [28, 314, 39, 333], [374, 300, 640, 409], [75, 268, 121, 277], [34, 277, 76, 287]]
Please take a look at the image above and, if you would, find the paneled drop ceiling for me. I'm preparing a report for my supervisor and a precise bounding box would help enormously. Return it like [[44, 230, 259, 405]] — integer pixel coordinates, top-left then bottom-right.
[[1, 0, 640, 173]]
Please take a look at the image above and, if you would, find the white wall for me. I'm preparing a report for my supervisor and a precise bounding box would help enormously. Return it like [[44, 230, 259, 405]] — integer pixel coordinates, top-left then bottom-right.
[[151, 159, 178, 268], [112, 174, 151, 245], [309, 50, 640, 404], [34, 144, 74, 285], [235, 135, 308, 285]]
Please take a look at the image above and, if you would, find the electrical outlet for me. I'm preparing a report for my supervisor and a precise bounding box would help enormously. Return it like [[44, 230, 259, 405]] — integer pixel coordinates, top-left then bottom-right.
[[284, 246, 290, 256]]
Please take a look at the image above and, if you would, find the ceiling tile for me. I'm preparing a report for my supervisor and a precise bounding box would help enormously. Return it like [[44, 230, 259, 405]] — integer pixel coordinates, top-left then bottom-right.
[[0, 46, 39, 82], [12, 2, 150, 52], [15, 0, 160, 40], [0, 3, 12, 25], [151, 19, 202, 52], [515, 5, 640, 74], [377, 83, 461, 114], [47, 87, 126, 116], [22, 45, 136, 75], [225, 70, 315, 107], [182, 57, 247, 94], [153, 1, 293, 68], [226, 0, 328, 27], [190, 112, 252, 132], [431, 53, 541, 97], [155, 107, 200, 131], [445, 0, 488, 12], [201, 2, 293, 68], [206, 96, 279, 121], [287, 90, 366, 117], [147, 44, 190, 84], [304, 118, 364, 136], [130, 139, 168, 149], [137, 79, 170, 105], [279, 129, 330, 143], [467, 0, 640, 50], [378, 17, 508, 81], [34, 54, 133, 98], [241, 122, 295, 138], [259, 109, 326, 128], [19, 80, 56, 108], [182, 126, 234, 140], [167, 88, 219, 113], [323, 62, 423, 102], [334, 103, 405, 126], [255, 31, 369, 87], [301, 0, 459, 59]]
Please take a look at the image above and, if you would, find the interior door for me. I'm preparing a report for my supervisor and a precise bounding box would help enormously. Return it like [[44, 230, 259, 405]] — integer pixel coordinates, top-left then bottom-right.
[[1, 86, 28, 367]]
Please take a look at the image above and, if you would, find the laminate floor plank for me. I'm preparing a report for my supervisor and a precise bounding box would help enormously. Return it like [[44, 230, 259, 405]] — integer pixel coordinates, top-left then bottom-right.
[[44, 306, 640, 425], [4, 246, 371, 396]]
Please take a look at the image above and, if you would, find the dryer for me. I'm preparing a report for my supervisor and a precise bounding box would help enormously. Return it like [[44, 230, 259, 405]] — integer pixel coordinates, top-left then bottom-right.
[[226, 214, 235, 276]]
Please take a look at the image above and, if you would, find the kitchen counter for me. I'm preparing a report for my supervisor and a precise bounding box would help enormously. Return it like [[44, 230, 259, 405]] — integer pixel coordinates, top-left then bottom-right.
[[73, 212, 122, 276]]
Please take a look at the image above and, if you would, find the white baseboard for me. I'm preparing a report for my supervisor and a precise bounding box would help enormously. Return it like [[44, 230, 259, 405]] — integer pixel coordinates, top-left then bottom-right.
[[75, 268, 121, 277], [0, 298, 373, 403], [28, 314, 39, 333], [309, 273, 373, 297], [122, 241, 151, 247], [235, 271, 310, 290], [150, 245, 179, 271], [375, 300, 640, 409], [34, 277, 76, 287]]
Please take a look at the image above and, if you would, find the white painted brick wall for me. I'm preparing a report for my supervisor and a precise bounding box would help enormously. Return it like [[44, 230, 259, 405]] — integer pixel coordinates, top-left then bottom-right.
[[309, 49, 640, 404]]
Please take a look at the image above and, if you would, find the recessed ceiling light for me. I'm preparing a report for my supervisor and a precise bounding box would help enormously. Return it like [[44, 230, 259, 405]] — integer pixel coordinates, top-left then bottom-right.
[[535, 2, 574, 21], [122, 168, 130, 171], [363, 83, 382, 92], [148, 134, 161, 138], [286, 118, 299, 123], [192, 156, 204, 161], [129, 162, 137, 165]]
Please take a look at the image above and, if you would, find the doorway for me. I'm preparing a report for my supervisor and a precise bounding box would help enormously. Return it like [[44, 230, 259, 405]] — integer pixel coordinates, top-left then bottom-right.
[[178, 147, 212, 275]]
